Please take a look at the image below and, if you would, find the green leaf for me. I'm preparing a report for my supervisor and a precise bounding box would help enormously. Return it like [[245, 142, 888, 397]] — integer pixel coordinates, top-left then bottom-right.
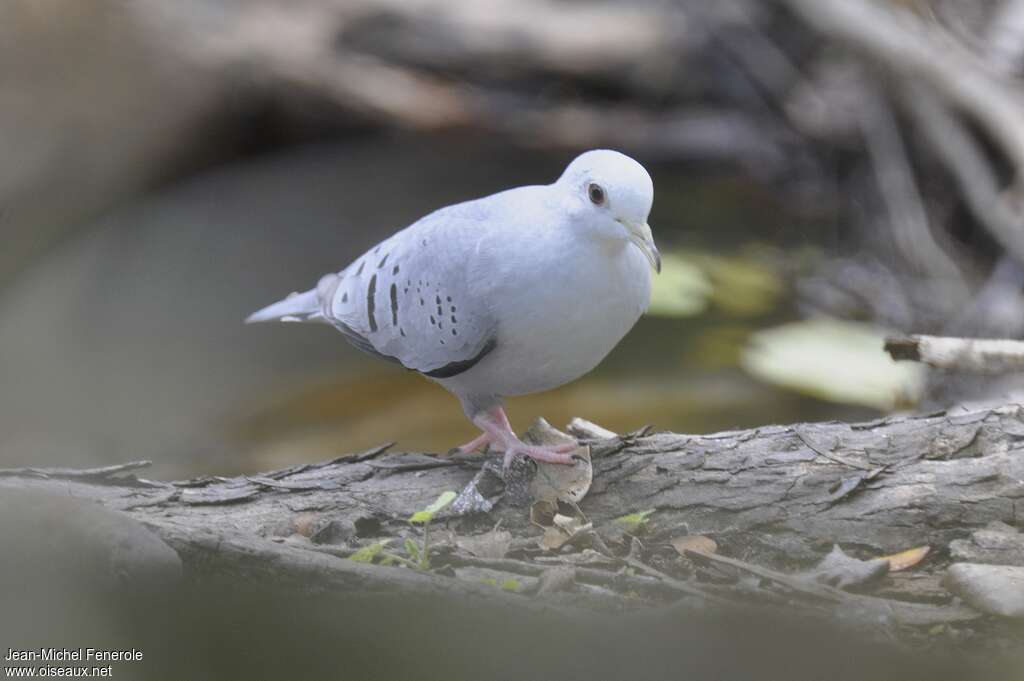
[[349, 541, 387, 563], [379, 555, 397, 567], [693, 253, 783, 317], [647, 253, 712, 317], [481, 577, 498, 587], [614, 509, 655, 531], [404, 538, 421, 563], [500, 579, 521, 592], [409, 490, 457, 524], [741, 319, 925, 410]]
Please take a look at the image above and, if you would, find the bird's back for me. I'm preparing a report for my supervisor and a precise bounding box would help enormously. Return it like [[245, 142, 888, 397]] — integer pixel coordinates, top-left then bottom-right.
[[314, 189, 534, 376]]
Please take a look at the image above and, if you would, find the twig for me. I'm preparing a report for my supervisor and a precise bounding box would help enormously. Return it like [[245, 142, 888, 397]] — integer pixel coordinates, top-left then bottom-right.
[[885, 334, 1024, 372], [620, 556, 733, 605], [685, 549, 980, 627]]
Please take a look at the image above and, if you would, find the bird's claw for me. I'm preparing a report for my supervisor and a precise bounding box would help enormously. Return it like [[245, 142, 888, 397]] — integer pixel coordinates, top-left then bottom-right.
[[502, 443, 579, 469]]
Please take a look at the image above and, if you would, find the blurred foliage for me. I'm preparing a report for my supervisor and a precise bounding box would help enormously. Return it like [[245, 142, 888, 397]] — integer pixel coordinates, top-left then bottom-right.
[[742, 319, 925, 410], [648, 248, 784, 319]]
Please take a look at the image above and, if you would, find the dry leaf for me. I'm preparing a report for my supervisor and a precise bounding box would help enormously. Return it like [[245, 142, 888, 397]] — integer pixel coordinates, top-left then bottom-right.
[[672, 535, 718, 556], [879, 545, 930, 572], [541, 526, 571, 551], [525, 418, 592, 504], [530, 500, 558, 528], [539, 511, 591, 551], [553, 513, 587, 534]]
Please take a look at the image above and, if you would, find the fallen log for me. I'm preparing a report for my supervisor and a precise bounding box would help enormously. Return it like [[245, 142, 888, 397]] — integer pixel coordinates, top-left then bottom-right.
[[3, 403, 1024, 651]]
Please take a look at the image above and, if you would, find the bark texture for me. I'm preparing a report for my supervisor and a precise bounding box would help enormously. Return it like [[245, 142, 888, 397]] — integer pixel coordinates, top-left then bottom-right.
[[2, 404, 1023, 636]]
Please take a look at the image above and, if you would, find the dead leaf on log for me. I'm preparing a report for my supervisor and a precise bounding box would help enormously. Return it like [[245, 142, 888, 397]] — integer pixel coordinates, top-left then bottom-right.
[[530, 500, 558, 528], [538, 511, 592, 551], [525, 418, 592, 504], [671, 535, 718, 556], [879, 546, 930, 572], [541, 526, 571, 551]]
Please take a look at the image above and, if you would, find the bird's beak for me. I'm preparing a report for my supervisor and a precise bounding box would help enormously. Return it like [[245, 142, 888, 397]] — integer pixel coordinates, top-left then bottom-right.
[[627, 221, 661, 273]]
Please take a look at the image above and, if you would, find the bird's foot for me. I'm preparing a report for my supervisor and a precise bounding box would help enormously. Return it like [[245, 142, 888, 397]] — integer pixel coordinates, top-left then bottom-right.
[[455, 431, 492, 454], [469, 406, 581, 468], [501, 442, 579, 468]]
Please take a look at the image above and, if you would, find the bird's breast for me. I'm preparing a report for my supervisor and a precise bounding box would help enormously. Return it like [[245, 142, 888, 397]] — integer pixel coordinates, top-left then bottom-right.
[[472, 236, 651, 397]]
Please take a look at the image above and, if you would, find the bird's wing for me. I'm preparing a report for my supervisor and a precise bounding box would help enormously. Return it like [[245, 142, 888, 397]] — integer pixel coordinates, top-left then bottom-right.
[[318, 199, 502, 377]]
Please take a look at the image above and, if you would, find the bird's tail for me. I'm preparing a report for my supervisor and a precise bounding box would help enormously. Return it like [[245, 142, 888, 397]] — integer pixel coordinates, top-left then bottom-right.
[[245, 288, 322, 323]]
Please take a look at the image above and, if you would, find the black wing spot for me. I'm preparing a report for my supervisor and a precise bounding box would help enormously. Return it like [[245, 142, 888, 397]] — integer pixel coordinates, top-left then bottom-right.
[[331, 319, 402, 367], [429, 315, 436, 325], [451, 315, 457, 323], [451, 328, 457, 336], [420, 298, 425, 306], [400, 327, 406, 337], [446, 296, 452, 302], [450, 306, 456, 313], [423, 338, 497, 378], [367, 275, 378, 332], [392, 264, 400, 275], [342, 292, 348, 303], [355, 261, 365, 276], [389, 283, 399, 326], [378, 253, 389, 269]]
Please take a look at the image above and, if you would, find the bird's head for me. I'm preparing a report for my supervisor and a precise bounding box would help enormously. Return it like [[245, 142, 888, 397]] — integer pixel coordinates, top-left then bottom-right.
[[556, 149, 660, 273]]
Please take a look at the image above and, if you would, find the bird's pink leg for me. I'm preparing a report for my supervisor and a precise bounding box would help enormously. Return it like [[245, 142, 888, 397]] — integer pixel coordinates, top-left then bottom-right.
[[455, 431, 491, 454], [455, 406, 513, 453], [470, 406, 579, 467]]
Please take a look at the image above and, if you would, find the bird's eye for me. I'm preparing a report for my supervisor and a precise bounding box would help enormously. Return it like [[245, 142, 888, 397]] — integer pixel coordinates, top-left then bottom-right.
[[587, 183, 606, 206]]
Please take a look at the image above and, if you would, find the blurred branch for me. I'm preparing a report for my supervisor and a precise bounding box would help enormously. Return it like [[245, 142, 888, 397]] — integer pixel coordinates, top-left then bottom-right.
[[900, 84, 1024, 266], [857, 84, 966, 292], [136, 0, 801, 170], [886, 334, 1024, 372], [986, 0, 1024, 76], [783, 0, 1024, 180]]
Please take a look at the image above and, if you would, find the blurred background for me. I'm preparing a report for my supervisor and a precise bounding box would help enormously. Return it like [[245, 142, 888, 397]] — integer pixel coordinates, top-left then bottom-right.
[[3, 0, 1023, 482], [7, 1, 1024, 678]]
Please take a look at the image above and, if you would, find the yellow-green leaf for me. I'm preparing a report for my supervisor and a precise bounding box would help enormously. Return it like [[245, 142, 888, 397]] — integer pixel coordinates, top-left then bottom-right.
[[614, 509, 655, 532], [647, 253, 712, 317], [409, 490, 457, 524], [349, 541, 387, 563]]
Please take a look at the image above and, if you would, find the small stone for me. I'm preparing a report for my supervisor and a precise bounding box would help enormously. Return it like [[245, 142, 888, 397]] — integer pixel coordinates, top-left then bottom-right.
[[944, 563, 1024, 618], [949, 521, 1024, 567]]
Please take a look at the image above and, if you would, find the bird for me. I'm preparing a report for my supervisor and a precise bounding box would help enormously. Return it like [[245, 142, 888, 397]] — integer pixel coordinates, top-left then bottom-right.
[[247, 149, 660, 469]]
